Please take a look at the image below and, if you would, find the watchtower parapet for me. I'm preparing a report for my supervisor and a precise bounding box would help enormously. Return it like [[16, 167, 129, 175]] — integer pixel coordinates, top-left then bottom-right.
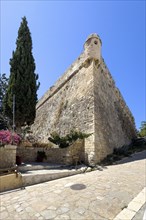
[[84, 33, 102, 62]]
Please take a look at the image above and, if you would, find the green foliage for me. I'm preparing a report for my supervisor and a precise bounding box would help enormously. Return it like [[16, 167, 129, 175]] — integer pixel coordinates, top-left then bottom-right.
[[139, 121, 146, 137], [0, 114, 8, 130], [0, 73, 9, 129], [48, 130, 92, 148], [20, 126, 31, 139], [100, 137, 146, 165], [3, 16, 40, 129], [0, 73, 9, 114]]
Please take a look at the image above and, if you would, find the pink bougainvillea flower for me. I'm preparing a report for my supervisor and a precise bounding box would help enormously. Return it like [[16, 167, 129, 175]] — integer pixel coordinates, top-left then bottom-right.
[[0, 130, 21, 145]]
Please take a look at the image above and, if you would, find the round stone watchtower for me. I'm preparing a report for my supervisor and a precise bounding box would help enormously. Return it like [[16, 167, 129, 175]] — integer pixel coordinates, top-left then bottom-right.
[[84, 33, 102, 62]]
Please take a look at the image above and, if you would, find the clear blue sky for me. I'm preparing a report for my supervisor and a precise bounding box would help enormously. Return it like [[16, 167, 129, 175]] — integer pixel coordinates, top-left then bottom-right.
[[0, 0, 145, 130]]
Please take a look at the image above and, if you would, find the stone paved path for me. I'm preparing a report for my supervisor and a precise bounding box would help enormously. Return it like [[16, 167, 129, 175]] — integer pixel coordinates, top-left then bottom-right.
[[0, 151, 146, 220]]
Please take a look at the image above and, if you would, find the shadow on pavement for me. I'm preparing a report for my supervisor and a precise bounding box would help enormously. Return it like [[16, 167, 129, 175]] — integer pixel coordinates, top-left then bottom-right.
[[112, 150, 146, 165]]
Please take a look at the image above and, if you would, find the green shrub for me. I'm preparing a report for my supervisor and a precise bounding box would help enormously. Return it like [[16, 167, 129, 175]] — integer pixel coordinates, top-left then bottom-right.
[[138, 121, 146, 137], [100, 138, 146, 165], [48, 129, 92, 148]]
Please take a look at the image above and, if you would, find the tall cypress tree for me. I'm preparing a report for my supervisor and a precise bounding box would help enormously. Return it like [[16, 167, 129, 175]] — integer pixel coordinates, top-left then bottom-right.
[[0, 73, 9, 130], [0, 73, 8, 114], [4, 16, 40, 129]]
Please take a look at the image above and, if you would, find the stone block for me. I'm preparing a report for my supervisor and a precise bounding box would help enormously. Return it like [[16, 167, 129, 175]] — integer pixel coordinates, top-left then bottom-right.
[[115, 208, 136, 220], [128, 201, 143, 212], [0, 145, 17, 169], [0, 173, 22, 192]]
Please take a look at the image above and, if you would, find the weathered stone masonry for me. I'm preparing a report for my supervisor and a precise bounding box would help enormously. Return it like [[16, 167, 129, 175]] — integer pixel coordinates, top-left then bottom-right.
[[32, 33, 136, 165]]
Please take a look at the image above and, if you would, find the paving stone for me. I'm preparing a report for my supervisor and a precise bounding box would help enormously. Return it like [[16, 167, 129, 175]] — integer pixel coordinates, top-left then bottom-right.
[[55, 214, 70, 220], [54, 189, 62, 194], [14, 204, 20, 209], [35, 213, 41, 217], [57, 206, 70, 214], [30, 201, 48, 212], [74, 207, 86, 215], [7, 205, 15, 212], [75, 198, 90, 209], [16, 207, 23, 212], [69, 211, 83, 219], [18, 213, 30, 220], [62, 203, 70, 208], [64, 182, 75, 187], [84, 210, 106, 220], [0, 211, 9, 219], [47, 206, 57, 210], [13, 214, 21, 219], [40, 209, 57, 219], [38, 217, 44, 220], [20, 202, 29, 208], [25, 206, 35, 213], [96, 195, 104, 200], [28, 211, 36, 217], [0, 206, 6, 212]]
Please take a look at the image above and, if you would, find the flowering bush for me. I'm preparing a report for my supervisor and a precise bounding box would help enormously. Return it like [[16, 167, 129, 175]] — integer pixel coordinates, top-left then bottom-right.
[[0, 130, 21, 146]]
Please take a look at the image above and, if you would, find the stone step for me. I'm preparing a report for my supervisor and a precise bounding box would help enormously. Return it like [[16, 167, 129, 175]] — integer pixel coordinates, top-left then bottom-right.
[[0, 164, 88, 192], [21, 168, 82, 187], [18, 162, 67, 172]]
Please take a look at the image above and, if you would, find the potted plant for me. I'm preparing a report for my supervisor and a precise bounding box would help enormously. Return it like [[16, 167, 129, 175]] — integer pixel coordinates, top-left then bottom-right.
[[0, 130, 21, 146], [0, 130, 21, 168], [36, 151, 47, 162]]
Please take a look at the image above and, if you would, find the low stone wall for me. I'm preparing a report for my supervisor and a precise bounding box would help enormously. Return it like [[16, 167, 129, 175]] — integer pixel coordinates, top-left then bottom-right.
[[17, 140, 84, 165], [0, 145, 17, 169], [0, 173, 22, 192]]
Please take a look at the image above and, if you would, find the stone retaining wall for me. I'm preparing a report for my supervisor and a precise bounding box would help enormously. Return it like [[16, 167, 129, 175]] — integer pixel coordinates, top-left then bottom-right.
[[17, 140, 84, 165], [0, 145, 17, 169]]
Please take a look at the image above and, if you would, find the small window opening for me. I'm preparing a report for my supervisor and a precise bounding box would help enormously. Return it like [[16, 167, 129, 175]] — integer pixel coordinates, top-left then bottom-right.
[[94, 41, 98, 45]]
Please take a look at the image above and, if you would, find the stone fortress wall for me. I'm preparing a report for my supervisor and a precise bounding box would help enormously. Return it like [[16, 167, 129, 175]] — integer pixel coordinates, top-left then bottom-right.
[[31, 34, 136, 165]]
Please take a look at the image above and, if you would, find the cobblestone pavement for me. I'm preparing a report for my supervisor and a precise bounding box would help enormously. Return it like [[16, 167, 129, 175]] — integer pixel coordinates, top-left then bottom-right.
[[0, 151, 146, 220]]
